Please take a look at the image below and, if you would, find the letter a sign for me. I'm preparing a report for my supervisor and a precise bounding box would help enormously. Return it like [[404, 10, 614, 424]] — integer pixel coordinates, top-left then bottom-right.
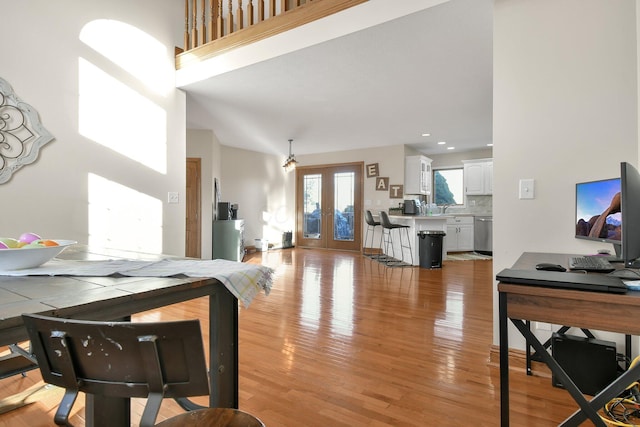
[[376, 177, 389, 191]]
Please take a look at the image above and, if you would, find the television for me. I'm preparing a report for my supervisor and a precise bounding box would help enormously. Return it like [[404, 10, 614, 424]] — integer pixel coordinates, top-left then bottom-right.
[[621, 162, 640, 268], [575, 177, 622, 258]]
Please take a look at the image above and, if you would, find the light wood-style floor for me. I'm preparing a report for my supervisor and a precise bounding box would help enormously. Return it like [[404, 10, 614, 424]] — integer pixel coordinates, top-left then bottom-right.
[[0, 248, 580, 426]]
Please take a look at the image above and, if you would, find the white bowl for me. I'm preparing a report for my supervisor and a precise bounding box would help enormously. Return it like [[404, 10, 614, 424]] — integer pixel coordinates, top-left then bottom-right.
[[0, 240, 77, 271]]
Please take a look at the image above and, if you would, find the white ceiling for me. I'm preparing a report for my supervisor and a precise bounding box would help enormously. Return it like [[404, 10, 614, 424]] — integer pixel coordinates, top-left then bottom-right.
[[179, 0, 493, 158]]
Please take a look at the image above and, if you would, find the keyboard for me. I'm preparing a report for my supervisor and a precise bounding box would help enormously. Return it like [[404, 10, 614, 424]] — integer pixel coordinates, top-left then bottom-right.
[[568, 256, 615, 273]]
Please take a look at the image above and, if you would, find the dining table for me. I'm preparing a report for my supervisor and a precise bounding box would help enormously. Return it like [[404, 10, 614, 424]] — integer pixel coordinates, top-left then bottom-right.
[[0, 244, 273, 427]]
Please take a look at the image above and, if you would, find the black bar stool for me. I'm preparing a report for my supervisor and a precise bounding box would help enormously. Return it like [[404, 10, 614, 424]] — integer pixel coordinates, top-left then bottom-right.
[[363, 210, 384, 259], [379, 211, 413, 266]]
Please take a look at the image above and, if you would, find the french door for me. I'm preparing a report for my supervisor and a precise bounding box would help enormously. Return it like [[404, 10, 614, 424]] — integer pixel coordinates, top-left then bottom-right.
[[296, 162, 363, 251]]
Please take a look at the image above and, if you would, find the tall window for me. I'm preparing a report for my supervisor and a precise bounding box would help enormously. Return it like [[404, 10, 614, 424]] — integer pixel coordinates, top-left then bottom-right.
[[434, 168, 464, 206]]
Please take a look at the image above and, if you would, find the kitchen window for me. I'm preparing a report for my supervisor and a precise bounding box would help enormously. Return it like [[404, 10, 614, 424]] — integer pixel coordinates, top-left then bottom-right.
[[434, 167, 464, 206]]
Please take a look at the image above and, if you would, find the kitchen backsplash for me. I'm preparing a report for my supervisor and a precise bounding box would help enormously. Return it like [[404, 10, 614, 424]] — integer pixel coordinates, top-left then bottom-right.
[[448, 195, 492, 215]]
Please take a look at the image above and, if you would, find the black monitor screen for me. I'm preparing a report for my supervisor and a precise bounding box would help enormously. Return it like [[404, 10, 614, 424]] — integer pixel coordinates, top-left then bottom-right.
[[575, 178, 621, 253], [621, 162, 640, 268]]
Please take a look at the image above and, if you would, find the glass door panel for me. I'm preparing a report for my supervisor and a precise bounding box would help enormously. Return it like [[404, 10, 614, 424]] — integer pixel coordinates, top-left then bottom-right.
[[333, 172, 355, 242], [303, 174, 322, 239]]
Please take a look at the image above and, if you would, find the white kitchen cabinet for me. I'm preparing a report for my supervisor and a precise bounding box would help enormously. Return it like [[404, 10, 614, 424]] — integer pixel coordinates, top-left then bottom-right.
[[463, 159, 493, 195], [445, 216, 474, 252], [404, 155, 432, 195]]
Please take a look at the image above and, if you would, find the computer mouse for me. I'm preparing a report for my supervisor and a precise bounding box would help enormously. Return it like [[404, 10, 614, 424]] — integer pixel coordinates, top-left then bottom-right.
[[535, 263, 567, 272]]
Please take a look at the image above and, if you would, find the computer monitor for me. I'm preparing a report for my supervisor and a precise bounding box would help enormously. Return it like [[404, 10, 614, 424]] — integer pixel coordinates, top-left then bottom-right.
[[575, 177, 622, 258], [621, 162, 640, 268]]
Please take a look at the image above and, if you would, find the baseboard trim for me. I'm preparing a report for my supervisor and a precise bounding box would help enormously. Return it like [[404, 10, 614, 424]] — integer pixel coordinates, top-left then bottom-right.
[[489, 344, 552, 378]]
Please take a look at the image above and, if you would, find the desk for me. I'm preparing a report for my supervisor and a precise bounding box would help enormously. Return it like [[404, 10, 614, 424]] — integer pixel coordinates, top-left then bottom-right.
[[499, 252, 640, 426], [0, 245, 263, 427]]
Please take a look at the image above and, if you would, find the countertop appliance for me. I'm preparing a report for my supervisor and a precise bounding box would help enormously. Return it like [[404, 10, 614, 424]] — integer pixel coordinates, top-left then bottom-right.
[[217, 202, 231, 220], [474, 216, 493, 255], [403, 199, 420, 215]]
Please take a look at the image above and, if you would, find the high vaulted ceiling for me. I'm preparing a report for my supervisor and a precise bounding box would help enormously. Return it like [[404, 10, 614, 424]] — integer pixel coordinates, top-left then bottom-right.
[[178, 0, 493, 158]]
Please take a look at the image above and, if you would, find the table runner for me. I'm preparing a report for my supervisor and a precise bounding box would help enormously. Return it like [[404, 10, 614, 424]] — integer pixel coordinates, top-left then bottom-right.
[[0, 258, 274, 307]]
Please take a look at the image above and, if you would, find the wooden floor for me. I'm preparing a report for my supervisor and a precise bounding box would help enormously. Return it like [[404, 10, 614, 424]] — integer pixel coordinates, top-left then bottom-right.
[[0, 248, 580, 426]]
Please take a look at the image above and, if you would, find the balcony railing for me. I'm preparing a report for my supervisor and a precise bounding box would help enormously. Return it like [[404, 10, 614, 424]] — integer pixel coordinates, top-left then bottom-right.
[[176, 0, 368, 69]]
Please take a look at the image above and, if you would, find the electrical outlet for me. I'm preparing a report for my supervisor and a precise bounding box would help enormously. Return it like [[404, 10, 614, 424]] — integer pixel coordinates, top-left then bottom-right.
[[167, 192, 179, 204], [535, 322, 551, 331]]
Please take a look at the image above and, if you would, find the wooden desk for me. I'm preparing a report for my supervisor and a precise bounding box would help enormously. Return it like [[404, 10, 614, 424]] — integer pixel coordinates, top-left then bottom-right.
[[499, 252, 640, 426], [0, 246, 240, 427]]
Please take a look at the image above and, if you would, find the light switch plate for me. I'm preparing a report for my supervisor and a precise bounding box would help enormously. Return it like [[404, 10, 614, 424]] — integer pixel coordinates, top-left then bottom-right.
[[519, 179, 535, 199], [168, 192, 179, 204]]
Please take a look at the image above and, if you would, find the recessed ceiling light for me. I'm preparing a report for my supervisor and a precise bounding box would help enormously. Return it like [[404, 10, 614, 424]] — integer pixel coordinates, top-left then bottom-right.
[[437, 141, 446, 145], [422, 133, 431, 137], [447, 146, 455, 150]]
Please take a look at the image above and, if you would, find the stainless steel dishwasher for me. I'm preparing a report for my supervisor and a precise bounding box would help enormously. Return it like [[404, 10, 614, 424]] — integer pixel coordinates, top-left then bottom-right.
[[474, 216, 493, 255]]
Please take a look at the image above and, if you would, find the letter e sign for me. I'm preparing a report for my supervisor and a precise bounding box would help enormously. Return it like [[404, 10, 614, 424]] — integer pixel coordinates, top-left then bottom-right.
[[366, 163, 379, 178]]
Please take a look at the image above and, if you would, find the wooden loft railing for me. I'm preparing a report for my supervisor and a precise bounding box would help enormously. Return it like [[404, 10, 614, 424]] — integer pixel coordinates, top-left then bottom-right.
[[175, 0, 368, 69]]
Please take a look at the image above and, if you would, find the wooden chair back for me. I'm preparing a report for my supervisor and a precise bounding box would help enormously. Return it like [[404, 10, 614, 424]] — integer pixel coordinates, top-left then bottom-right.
[[22, 313, 210, 427]]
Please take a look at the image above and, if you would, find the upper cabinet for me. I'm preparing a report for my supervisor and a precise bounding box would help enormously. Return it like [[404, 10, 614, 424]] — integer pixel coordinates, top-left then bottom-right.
[[463, 159, 493, 195], [405, 155, 433, 195]]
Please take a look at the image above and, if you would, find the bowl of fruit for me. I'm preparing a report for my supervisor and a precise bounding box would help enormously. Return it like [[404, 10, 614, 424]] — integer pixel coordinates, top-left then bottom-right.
[[0, 233, 77, 271]]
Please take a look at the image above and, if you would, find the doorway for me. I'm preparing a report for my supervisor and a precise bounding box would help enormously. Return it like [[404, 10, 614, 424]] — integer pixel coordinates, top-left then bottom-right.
[[296, 162, 363, 251]]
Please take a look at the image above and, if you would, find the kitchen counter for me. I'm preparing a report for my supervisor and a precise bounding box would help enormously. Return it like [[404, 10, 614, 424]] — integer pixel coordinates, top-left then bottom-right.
[[389, 214, 454, 219], [385, 215, 449, 265], [372, 212, 491, 265], [390, 213, 479, 218]]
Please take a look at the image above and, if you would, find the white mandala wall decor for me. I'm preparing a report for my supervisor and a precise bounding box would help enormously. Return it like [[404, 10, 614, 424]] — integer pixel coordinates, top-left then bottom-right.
[[0, 77, 55, 184]]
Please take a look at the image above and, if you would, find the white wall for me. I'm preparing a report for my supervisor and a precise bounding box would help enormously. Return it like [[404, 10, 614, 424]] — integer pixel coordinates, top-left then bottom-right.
[[1, 1, 187, 256], [219, 146, 295, 248], [493, 0, 639, 349], [298, 144, 406, 212]]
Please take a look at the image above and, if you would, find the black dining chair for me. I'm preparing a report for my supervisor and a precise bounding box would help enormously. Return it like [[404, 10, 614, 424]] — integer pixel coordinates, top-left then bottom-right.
[[21, 313, 262, 427]]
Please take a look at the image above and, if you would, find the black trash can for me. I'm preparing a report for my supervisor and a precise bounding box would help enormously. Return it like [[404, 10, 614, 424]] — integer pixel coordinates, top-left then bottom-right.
[[417, 230, 446, 269], [282, 231, 293, 248]]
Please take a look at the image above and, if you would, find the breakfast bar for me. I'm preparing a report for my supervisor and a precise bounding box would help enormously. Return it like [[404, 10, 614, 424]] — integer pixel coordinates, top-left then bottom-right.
[[385, 215, 448, 266]]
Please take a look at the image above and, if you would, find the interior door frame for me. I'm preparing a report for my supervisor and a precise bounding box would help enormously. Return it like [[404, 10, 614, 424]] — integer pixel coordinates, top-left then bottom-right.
[[295, 162, 363, 251], [186, 157, 201, 258]]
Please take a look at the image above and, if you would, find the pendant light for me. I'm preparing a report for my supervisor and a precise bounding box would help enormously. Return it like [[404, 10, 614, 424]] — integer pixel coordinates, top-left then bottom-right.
[[283, 139, 297, 172]]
